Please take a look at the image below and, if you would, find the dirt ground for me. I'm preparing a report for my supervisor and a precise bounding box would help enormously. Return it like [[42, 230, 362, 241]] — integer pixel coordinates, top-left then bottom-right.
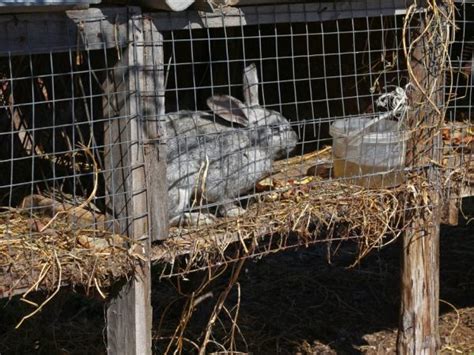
[[1, 199, 473, 354]]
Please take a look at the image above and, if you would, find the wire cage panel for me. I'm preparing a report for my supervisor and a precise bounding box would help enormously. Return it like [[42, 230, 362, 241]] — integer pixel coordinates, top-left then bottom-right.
[[444, 2, 474, 204], [0, 11, 148, 298], [151, 6, 416, 229], [142, 2, 458, 277], [0, 2, 468, 291]]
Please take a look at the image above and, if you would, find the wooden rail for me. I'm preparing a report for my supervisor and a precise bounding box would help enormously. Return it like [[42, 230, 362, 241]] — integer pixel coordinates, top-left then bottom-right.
[[149, 0, 408, 31], [0, 7, 129, 57]]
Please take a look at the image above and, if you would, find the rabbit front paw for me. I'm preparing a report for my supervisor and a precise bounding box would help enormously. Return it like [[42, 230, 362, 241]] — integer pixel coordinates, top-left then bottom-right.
[[218, 203, 247, 218], [170, 212, 217, 227]]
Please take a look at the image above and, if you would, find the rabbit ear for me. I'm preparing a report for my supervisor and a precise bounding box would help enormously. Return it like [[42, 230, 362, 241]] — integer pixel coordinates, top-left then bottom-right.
[[243, 63, 259, 106], [207, 95, 249, 127]]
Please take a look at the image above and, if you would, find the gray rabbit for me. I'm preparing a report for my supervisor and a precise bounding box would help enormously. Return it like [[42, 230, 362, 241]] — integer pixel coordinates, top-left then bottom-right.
[[164, 63, 298, 226]]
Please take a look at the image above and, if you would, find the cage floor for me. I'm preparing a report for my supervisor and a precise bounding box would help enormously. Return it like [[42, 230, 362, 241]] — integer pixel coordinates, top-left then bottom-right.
[[1, 125, 472, 296], [152, 129, 474, 276], [151, 145, 402, 273], [0, 209, 135, 299]]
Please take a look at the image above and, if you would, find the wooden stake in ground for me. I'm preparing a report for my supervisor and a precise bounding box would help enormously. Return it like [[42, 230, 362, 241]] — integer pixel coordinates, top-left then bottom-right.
[[397, 2, 452, 353]]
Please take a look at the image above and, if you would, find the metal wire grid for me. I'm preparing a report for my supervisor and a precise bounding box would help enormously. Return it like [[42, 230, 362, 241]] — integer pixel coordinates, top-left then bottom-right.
[[0, 46, 144, 240], [0, 2, 462, 271], [0, 8, 156, 299], [444, 1, 473, 197], [158, 10, 419, 225], [448, 2, 473, 121]]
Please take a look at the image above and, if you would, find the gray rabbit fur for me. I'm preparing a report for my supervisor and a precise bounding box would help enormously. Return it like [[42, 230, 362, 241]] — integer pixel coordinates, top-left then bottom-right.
[[164, 63, 298, 226]]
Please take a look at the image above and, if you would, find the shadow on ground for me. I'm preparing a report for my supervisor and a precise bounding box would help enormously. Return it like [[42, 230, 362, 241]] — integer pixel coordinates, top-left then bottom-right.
[[152, 198, 474, 354]]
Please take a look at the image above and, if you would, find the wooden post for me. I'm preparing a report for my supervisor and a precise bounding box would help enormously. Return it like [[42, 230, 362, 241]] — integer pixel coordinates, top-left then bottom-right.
[[398, 212, 441, 355], [103, 8, 153, 355], [397, 4, 450, 353], [441, 154, 460, 226], [142, 17, 169, 242]]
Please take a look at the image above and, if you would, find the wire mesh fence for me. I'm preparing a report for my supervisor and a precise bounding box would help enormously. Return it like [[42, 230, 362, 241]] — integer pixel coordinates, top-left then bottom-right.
[[443, 1, 474, 207], [150, 3, 461, 352], [162, 9, 411, 197], [0, 1, 469, 294], [0, 13, 146, 299], [150, 2, 456, 276]]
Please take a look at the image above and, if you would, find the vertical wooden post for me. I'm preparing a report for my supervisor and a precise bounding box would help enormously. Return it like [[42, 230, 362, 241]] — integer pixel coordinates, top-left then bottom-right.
[[441, 154, 460, 226], [398, 213, 441, 355], [397, 4, 450, 354], [103, 7, 153, 355], [142, 17, 169, 242]]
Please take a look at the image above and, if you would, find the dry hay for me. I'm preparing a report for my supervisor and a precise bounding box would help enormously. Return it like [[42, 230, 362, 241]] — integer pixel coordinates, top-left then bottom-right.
[[0, 140, 140, 324], [441, 121, 474, 184], [0, 208, 136, 302], [152, 157, 412, 276], [152, 136, 471, 277]]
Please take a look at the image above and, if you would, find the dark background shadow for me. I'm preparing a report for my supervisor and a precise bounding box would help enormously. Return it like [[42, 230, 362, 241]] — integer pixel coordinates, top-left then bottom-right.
[[150, 198, 474, 354]]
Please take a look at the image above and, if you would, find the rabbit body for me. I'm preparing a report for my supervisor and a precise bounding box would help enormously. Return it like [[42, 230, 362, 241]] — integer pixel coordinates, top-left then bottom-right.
[[164, 64, 298, 226], [166, 113, 273, 224]]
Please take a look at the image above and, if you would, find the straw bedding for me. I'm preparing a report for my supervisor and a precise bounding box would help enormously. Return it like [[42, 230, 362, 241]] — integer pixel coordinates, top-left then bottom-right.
[[2, 132, 472, 298], [153, 147, 408, 275], [0, 209, 135, 300], [152, 121, 474, 276]]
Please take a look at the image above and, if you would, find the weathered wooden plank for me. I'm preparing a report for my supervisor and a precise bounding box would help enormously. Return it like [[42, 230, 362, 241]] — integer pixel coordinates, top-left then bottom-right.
[[442, 194, 460, 226], [0, 7, 131, 57], [0, 280, 68, 300], [144, 0, 195, 11], [397, 8, 445, 354], [194, 0, 314, 12], [0, 5, 91, 15], [142, 19, 169, 241], [149, 0, 409, 31], [195, 0, 408, 11], [441, 154, 461, 226], [103, 8, 152, 355]]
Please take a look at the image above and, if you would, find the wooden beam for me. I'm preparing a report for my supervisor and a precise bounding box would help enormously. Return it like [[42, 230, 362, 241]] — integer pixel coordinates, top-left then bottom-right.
[[142, 18, 169, 242], [441, 155, 461, 226], [148, 0, 409, 31], [0, 4, 91, 15], [397, 7, 447, 354], [441, 193, 460, 226], [143, 0, 195, 11], [196, 0, 406, 8], [0, 7, 129, 57], [103, 8, 152, 355]]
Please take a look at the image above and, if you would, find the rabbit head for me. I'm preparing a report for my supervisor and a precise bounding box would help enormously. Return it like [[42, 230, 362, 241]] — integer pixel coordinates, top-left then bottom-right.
[[206, 63, 298, 160]]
